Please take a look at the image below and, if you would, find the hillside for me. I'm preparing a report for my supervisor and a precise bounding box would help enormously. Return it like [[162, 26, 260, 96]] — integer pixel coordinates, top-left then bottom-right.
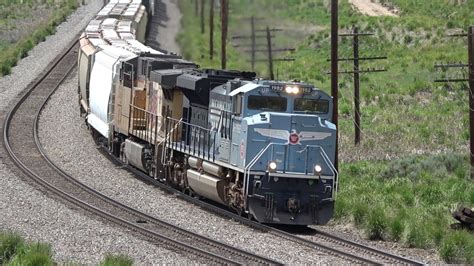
[[177, 0, 474, 263], [0, 0, 78, 75]]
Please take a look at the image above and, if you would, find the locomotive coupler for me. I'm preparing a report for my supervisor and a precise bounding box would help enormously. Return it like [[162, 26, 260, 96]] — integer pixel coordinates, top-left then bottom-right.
[[287, 197, 301, 219]]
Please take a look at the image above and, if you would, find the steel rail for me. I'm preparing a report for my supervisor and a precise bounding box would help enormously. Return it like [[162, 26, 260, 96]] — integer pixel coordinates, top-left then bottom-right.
[[2, 39, 279, 265], [34, 96, 279, 266], [105, 151, 425, 265]]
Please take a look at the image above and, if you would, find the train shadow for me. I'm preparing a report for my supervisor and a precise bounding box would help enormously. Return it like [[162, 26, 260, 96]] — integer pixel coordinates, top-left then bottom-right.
[[268, 224, 318, 235]]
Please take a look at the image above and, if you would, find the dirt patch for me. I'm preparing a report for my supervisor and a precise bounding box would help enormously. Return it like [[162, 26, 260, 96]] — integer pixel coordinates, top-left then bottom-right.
[[348, 0, 399, 17]]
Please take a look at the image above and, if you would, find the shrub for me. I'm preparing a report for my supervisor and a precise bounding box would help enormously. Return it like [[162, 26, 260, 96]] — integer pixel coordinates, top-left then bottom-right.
[[403, 220, 429, 248], [404, 35, 413, 44], [365, 206, 388, 240], [352, 201, 369, 226], [1, 64, 12, 76], [0, 232, 25, 264], [100, 254, 134, 266], [18, 39, 34, 58], [7, 242, 54, 266], [440, 231, 474, 264], [334, 196, 349, 219], [388, 216, 405, 241], [382, 154, 467, 180], [419, 183, 444, 205]]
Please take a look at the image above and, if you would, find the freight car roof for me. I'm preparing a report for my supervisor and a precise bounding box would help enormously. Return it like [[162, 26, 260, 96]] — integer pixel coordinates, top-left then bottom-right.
[[83, 0, 164, 57]]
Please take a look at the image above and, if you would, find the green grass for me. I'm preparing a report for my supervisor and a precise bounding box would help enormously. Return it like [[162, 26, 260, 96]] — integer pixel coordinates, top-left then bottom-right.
[[0, 232, 25, 264], [0, 0, 78, 76], [177, 0, 474, 263], [0, 231, 135, 265], [6, 242, 54, 266], [339, 154, 473, 263], [0, 232, 53, 266], [100, 254, 134, 266]]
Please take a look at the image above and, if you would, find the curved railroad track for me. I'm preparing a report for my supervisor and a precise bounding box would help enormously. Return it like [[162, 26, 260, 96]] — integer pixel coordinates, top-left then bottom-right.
[[107, 152, 426, 265], [2, 39, 280, 265]]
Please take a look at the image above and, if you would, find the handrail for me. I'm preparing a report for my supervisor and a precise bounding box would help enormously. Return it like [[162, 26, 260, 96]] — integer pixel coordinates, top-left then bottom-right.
[[159, 117, 183, 164], [130, 104, 163, 118], [243, 143, 275, 208], [167, 116, 210, 132], [129, 104, 164, 145], [162, 116, 219, 162]]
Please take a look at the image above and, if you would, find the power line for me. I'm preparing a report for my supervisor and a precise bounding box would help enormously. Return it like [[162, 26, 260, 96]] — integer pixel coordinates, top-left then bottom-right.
[[231, 16, 295, 78], [434, 26, 474, 175], [328, 25, 387, 145]]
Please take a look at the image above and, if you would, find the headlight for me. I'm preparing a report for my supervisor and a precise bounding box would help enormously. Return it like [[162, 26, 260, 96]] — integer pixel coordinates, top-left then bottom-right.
[[268, 161, 277, 172], [314, 164, 322, 175], [285, 86, 300, 94]]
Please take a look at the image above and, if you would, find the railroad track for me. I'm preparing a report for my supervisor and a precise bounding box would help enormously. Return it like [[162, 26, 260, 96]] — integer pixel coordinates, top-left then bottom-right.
[[107, 152, 426, 265], [2, 39, 279, 265]]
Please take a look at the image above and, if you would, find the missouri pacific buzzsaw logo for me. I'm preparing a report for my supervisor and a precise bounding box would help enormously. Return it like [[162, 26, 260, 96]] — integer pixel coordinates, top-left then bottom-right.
[[254, 128, 332, 145]]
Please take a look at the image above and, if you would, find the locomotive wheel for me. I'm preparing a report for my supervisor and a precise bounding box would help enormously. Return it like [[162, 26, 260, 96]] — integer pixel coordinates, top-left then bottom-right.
[[148, 166, 155, 179], [182, 186, 194, 196], [233, 206, 245, 217]]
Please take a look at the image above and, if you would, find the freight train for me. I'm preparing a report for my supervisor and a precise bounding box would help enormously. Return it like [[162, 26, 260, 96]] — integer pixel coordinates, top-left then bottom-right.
[[78, 0, 338, 225]]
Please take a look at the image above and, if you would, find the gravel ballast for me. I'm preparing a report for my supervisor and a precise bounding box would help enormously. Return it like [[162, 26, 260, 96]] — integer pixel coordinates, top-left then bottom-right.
[[0, 1, 191, 264]]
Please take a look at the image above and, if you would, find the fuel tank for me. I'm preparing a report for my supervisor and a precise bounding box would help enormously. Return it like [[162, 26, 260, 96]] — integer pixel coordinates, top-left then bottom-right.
[[186, 169, 227, 205]]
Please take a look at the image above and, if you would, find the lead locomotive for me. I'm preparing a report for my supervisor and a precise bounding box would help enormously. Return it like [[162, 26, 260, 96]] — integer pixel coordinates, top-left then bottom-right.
[[78, 0, 337, 225]]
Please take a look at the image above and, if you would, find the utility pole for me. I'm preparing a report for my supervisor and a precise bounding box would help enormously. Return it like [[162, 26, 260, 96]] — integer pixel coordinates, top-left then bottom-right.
[[232, 24, 294, 79], [250, 16, 257, 71], [331, 0, 338, 170], [220, 0, 229, 69], [353, 26, 361, 145], [232, 16, 264, 71], [251, 16, 256, 70], [266, 27, 275, 80], [195, 0, 198, 17], [200, 0, 205, 34], [209, 0, 214, 59], [469, 26, 474, 172], [337, 26, 387, 145], [435, 26, 474, 176]]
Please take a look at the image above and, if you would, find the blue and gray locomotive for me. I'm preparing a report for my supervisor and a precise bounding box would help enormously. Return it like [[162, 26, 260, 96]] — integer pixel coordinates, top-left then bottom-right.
[[152, 68, 338, 225], [78, 0, 337, 226]]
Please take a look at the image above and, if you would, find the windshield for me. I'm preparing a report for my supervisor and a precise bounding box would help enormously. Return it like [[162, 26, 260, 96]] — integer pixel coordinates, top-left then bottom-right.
[[248, 95, 287, 112], [294, 98, 329, 113]]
